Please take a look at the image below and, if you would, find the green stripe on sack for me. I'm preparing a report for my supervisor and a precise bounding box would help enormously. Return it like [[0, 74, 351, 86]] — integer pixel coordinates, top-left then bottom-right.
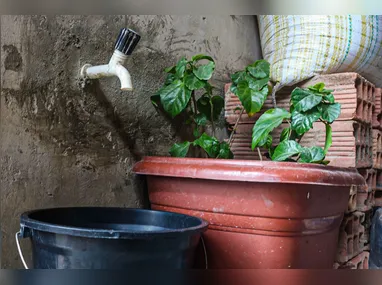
[[358, 15, 378, 71], [340, 15, 352, 66]]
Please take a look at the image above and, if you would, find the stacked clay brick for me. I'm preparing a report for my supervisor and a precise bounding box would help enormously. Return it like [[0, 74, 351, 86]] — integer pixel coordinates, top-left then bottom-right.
[[224, 73, 381, 269], [333, 212, 371, 269], [373, 89, 382, 208]]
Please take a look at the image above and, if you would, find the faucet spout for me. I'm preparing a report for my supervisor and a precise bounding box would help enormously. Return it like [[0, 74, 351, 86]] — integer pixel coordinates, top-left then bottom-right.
[[115, 64, 132, 91], [80, 50, 133, 91]]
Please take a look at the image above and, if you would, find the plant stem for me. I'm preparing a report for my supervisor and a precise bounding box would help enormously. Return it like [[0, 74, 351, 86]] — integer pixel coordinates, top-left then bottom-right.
[[190, 91, 200, 138], [210, 98, 215, 137], [191, 91, 198, 115], [257, 147, 263, 161], [271, 82, 280, 108], [228, 107, 245, 147]]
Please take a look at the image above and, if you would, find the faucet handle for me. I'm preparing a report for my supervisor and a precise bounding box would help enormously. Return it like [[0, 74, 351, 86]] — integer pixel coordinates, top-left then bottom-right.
[[114, 28, 141, 56]]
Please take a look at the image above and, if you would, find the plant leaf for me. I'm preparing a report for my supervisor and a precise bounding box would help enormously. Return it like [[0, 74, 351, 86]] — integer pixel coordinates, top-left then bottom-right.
[[217, 142, 233, 159], [289, 130, 299, 141], [197, 95, 209, 106], [197, 95, 224, 121], [194, 113, 207, 126], [210, 96, 225, 120], [230, 71, 247, 96], [280, 127, 291, 142], [193, 128, 201, 138], [324, 124, 332, 154], [237, 81, 269, 117], [307, 83, 334, 95], [165, 73, 177, 85], [165, 65, 176, 73], [246, 75, 269, 91], [193, 61, 215, 80], [193, 133, 220, 158], [258, 135, 273, 149], [299, 146, 325, 163], [197, 96, 210, 118], [231, 71, 246, 85], [318, 102, 341, 123], [252, 108, 291, 150], [246, 60, 270, 79], [291, 107, 321, 135], [268, 146, 276, 158], [234, 106, 243, 113], [323, 93, 335, 103], [291, 87, 323, 112], [169, 141, 191, 157], [150, 94, 161, 108], [159, 79, 192, 117], [184, 72, 206, 90], [192, 54, 214, 62], [271, 140, 302, 161], [308, 83, 325, 92], [175, 57, 188, 78], [321, 89, 335, 94], [230, 83, 238, 95], [204, 83, 215, 95]]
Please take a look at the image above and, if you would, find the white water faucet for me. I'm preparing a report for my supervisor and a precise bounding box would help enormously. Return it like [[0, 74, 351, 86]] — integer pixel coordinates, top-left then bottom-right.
[[80, 28, 141, 91]]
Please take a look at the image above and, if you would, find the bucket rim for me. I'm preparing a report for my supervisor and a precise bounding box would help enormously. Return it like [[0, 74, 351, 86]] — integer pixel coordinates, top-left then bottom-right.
[[20, 207, 209, 240]]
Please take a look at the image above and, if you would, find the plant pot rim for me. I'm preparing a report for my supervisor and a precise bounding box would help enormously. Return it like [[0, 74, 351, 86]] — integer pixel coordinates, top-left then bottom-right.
[[133, 156, 366, 187]]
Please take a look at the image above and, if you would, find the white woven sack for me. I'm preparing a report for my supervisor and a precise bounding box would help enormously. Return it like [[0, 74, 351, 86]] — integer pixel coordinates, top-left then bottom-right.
[[258, 15, 382, 91]]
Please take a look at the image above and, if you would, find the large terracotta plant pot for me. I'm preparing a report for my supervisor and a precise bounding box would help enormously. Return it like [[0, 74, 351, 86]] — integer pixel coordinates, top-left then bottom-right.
[[133, 156, 365, 269]]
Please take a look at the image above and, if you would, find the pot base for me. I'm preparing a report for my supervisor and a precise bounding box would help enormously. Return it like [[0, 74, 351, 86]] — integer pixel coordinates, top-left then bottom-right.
[[152, 204, 341, 269]]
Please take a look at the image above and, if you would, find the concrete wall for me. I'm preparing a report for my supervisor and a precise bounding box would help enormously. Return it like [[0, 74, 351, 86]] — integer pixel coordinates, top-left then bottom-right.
[[0, 15, 262, 268]]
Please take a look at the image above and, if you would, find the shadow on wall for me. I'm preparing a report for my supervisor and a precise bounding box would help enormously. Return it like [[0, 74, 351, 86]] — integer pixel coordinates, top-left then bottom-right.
[[83, 80, 141, 162]]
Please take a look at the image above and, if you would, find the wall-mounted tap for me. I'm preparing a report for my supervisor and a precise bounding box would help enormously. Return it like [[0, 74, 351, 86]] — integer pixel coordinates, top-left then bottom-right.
[[80, 28, 141, 91]]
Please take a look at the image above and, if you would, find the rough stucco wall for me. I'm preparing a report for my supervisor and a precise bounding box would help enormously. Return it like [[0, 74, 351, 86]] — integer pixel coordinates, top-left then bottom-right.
[[0, 15, 261, 268]]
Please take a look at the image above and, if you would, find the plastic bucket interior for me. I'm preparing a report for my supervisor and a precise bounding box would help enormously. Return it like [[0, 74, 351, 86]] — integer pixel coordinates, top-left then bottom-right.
[[18, 207, 209, 269]]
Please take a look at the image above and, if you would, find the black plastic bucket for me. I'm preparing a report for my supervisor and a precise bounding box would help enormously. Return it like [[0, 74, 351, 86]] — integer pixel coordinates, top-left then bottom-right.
[[17, 207, 208, 269]]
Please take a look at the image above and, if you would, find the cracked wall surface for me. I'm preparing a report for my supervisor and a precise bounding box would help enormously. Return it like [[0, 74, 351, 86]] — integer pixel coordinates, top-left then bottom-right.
[[0, 15, 261, 268]]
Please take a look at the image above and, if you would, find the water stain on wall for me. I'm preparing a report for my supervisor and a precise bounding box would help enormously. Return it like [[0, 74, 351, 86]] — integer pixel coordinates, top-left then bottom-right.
[[3, 44, 23, 72]]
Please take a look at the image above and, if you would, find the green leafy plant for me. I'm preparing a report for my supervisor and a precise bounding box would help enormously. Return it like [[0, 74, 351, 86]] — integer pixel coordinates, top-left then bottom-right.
[[230, 60, 341, 164], [152, 54, 233, 159], [227, 60, 272, 156], [230, 60, 271, 117]]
